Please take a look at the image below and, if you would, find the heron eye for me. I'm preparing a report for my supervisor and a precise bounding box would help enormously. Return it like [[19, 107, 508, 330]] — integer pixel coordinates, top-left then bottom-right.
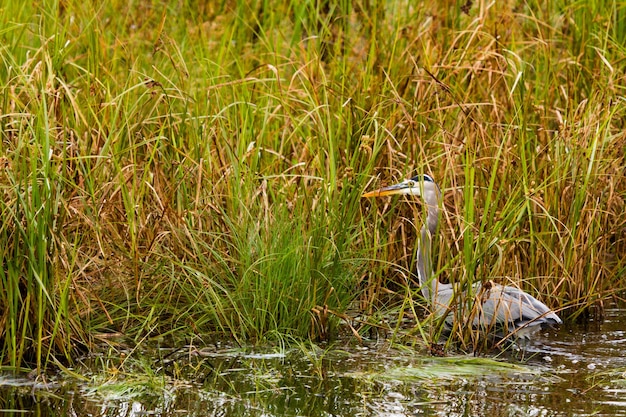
[[407, 181, 415, 187]]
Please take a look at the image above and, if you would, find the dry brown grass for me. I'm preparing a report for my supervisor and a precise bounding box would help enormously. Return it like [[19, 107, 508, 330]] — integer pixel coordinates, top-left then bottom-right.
[[1, 1, 625, 367]]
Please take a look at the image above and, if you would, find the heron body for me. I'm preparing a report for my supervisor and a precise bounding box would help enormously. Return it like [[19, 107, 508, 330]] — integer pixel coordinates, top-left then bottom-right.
[[363, 174, 562, 340]]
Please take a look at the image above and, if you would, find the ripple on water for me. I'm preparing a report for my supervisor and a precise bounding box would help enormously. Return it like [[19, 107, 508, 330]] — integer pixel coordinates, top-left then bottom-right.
[[0, 306, 625, 416]]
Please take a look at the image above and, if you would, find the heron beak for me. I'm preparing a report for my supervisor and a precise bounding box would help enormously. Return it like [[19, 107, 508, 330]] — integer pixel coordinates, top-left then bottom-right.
[[362, 180, 412, 198]]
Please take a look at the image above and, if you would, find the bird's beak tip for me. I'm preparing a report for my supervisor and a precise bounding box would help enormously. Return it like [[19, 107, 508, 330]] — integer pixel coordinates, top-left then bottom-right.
[[362, 190, 380, 198]]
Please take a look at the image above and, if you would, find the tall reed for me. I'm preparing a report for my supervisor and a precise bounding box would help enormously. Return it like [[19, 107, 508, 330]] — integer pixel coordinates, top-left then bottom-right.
[[0, 0, 624, 367]]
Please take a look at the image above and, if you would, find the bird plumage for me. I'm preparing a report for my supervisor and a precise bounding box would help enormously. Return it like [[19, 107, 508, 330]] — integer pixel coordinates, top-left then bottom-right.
[[363, 174, 562, 341]]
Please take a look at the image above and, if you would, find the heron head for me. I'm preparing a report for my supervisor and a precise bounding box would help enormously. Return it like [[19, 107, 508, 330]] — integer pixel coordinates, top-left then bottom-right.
[[362, 174, 441, 203]]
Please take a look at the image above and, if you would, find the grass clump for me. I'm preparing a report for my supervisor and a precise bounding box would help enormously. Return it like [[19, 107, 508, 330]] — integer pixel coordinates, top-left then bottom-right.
[[0, 1, 625, 368]]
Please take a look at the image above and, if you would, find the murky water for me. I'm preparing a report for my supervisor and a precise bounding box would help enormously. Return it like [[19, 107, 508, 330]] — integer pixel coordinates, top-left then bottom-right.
[[1, 307, 625, 417]]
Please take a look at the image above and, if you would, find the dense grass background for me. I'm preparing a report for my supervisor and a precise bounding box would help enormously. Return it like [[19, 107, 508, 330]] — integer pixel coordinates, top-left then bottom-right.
[[1, 0, 625, 369]]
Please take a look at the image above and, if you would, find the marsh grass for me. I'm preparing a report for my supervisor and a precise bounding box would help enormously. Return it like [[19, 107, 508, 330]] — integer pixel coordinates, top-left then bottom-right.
[[1, 1, 625, 368], [374, 355, 536, 383]]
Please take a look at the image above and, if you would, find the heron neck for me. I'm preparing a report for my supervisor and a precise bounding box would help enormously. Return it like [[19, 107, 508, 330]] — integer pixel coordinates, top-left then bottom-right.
[[417, 204, 439, 303]]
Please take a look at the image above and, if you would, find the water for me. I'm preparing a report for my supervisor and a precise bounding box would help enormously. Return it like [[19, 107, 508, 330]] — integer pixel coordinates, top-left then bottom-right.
[[1, 307, 625, 417]]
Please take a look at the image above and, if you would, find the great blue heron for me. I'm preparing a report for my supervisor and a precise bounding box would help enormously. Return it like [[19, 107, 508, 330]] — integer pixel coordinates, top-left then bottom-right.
[[363, 174, 562, 340]]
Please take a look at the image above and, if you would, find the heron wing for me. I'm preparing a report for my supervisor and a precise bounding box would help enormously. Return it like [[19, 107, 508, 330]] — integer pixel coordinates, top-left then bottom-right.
[[477, 283, 561, 331], [432, 282, 561, 337]]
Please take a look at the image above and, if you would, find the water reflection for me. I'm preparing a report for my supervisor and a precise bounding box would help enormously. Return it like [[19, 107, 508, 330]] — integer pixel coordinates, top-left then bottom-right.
[[1, 306, 625, 417]]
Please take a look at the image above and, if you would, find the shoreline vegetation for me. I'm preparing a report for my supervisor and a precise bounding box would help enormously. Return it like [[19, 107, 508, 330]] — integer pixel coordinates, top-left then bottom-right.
[[1, 1, 625, 370]]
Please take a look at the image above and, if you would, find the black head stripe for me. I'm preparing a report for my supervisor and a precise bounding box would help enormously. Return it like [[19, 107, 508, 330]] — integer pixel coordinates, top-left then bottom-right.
[[410, 174, 434, 183]]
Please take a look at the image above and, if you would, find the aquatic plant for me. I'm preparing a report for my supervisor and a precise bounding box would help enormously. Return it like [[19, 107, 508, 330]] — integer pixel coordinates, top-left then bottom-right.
[[0, 1, 624, 368]]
